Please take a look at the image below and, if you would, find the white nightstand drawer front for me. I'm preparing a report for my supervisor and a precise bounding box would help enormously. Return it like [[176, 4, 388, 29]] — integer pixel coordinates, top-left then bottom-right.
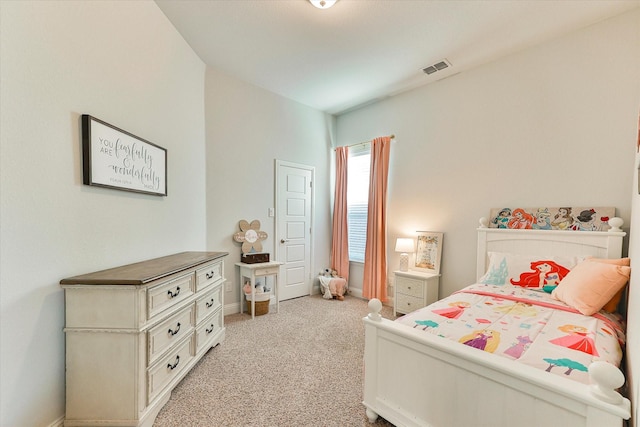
[[148, 305, 195, 364], [396, 277, 424, 298], [148, 274, 195, 319], [195, 261, 223, 292], [255, 267, 279, 276], [195, 284, 222, 324], [195, 309, 223, 353], [396, 293, 423, 314], [147, 336, 194, 404]]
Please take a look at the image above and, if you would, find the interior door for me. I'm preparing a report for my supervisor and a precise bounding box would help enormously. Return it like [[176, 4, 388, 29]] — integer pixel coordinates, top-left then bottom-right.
[[275, 160, 314, 301]]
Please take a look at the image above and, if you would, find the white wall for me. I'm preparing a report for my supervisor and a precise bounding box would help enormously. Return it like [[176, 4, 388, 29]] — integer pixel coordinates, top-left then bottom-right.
[[337, 9, 640, 299], [627, 143, 640, 427], [204, 68, 334, 310], [0, 2, 207, 425]]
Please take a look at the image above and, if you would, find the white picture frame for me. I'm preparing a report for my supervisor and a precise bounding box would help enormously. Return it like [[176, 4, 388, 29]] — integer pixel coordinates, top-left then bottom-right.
[[413, 231, 443, 274]]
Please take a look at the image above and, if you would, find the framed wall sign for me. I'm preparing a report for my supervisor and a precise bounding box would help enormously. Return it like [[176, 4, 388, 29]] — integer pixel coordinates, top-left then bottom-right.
[[414, 231, 443, 274], [82, 115, 167, 196]]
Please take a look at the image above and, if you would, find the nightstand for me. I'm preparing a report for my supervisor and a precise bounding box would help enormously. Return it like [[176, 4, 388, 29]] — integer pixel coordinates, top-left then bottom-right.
[[393, 270, 440, 316]]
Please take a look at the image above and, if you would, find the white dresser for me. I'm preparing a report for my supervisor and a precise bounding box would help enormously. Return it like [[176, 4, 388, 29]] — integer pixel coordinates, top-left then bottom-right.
[[393, 270, 440, 316], [60, 251, 227, 427]]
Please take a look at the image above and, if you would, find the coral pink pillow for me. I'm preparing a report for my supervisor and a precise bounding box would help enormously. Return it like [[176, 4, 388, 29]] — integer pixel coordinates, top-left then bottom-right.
[[552, 260, 630, 316], [585, 258, 630, 312]]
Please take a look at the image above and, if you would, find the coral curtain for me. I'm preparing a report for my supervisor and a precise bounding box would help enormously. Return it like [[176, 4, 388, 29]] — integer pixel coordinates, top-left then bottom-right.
[[362, 136, 392, 301], [330, 146, 349, 281]]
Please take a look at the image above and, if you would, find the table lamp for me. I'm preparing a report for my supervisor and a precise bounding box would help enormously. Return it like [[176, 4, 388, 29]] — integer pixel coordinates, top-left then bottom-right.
[[395, 238, 415, 272]]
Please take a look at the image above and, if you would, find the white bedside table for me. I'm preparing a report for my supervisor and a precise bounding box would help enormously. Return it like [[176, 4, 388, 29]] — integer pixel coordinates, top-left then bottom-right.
[[393, 270, 440, 316]]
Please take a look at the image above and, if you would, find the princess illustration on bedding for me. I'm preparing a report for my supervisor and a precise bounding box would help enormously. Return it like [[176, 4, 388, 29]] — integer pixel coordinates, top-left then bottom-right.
[[395, 282, 624, 385]]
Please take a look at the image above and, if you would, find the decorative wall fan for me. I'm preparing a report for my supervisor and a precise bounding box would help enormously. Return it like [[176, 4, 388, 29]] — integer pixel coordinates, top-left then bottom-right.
[[233, 219, 268, 253]]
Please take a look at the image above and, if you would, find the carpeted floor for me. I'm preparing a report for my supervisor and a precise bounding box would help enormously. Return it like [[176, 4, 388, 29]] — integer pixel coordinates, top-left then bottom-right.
[[153, 294, 395, 427]]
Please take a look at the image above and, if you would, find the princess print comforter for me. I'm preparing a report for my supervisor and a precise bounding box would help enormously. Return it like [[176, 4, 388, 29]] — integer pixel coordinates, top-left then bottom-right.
[[396, 283, 625, 384]]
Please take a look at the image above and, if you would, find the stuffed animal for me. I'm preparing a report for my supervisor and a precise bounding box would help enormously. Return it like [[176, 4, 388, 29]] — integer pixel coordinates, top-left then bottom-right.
[[322, 268, 339, 278], [243, 282, 252, 294], [319, 268, 345, 300]]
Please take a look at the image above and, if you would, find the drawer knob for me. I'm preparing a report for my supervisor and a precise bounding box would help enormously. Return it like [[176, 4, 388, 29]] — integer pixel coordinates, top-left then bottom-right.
[[167, 322, 181, 337], [206, 298, 215, 308], [167, 286, 181, 299], [407, 286, 412, 290], [206, 324, 215, 334], [206, 271, 215, 279], [167, 355, 180, 371]]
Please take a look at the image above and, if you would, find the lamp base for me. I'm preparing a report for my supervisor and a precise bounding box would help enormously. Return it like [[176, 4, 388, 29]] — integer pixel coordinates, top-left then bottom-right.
[[399, 253, 409, 272]]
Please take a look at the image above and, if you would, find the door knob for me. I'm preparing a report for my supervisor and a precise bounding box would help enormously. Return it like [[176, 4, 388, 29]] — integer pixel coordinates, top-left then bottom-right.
[[280, 239, 289, 244]]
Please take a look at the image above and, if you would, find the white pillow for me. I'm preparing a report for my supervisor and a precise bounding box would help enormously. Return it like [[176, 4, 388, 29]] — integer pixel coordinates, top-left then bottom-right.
[[479, 252, 584, 291]]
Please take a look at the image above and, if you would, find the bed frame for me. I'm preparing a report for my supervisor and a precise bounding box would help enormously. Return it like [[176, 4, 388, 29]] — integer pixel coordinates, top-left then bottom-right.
[[363, 219, 631, 427]]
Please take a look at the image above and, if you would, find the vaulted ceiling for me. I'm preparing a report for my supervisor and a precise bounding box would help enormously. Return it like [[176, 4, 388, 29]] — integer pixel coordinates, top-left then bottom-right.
[[156, 0, 640, 115]]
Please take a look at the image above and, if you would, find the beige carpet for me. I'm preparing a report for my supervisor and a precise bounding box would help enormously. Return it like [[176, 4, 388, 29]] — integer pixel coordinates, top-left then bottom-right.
[[153, 294, 395, 427]]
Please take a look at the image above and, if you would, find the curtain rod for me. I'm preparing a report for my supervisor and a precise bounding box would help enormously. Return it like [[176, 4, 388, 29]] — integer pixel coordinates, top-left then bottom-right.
[[334, 134, 395, 151]]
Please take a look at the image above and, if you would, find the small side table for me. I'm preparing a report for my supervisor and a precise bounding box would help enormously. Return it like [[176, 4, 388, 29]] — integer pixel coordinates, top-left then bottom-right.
[[236, 261, 283, 319], [393, 270, 440, 316]]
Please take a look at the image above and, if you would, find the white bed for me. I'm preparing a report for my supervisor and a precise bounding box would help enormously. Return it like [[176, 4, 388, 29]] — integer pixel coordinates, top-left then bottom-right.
[[363, 219, 631, 427]]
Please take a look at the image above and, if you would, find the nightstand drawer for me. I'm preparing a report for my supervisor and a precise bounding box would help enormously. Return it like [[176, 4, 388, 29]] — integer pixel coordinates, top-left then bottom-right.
[[255, 267, 279, 276], [396, 293, 423, 314], [393, 270, 440, 316], [396, 277, 424, 298]]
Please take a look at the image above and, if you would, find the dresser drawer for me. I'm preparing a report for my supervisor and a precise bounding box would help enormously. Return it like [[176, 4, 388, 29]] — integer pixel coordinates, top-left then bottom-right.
[[195, 261, 223, 292], [147, 336, 194, 404], [195, 284, 222, 324], [195, 309, 223, 354], [396, 293, 423, 314], [148, 305, 195, 364], [396, 277, 424, 298], [148, 274, 195, 319]]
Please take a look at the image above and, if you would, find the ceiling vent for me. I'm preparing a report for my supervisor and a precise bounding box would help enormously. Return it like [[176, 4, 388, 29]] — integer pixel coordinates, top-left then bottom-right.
[[422, 59, 451, 75]]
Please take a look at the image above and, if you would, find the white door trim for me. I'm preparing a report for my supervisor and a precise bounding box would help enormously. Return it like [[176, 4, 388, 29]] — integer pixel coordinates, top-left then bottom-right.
[[275, 160, 315, 298]]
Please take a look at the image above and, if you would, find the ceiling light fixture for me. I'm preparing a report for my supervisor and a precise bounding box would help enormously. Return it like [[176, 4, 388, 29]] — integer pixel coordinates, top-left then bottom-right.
[[309, 0, 337, 9]]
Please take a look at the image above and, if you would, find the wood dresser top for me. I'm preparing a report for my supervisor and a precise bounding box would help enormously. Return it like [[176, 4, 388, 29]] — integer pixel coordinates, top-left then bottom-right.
[[60, 251, 228, 285]]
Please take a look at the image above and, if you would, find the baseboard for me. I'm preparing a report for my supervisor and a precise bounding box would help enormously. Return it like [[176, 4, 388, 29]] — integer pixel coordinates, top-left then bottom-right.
[[346, 288, 393, 307], [224, 302, 241, 316], [349, 288, 363, 298], [223, 287, 390, 315], [48, 415, 64, 427]]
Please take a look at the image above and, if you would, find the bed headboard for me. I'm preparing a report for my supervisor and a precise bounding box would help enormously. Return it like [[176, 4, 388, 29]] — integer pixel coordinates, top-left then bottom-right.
[[476, 217, 626, 280]]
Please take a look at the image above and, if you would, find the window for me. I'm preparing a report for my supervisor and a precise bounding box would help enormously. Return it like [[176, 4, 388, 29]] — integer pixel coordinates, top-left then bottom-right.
[[347, 144, 370, 262]]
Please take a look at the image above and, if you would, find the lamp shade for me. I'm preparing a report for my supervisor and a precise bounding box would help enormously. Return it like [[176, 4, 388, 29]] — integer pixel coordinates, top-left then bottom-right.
[[395, 238, 414, 253]]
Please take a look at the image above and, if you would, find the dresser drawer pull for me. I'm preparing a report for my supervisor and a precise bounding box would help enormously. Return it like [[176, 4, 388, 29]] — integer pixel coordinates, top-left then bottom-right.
[[205, 298, 215, 308], [206, 271, 216, 279], [167, 322, 181, 337], [167, 355, 180, 370], [167, 286, 181, 299], [206, 324, 215, 334]]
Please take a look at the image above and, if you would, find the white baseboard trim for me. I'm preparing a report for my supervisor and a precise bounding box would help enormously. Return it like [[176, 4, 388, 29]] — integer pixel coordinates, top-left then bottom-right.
[[223, 286, 390, 316], [48, 415, 64, 427], [349, 288, 363, 298], [224, 302, 241, 316]]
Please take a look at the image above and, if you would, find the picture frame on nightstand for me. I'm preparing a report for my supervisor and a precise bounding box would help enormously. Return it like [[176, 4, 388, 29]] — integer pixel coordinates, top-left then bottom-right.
[[414, 231, 443, 274]]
